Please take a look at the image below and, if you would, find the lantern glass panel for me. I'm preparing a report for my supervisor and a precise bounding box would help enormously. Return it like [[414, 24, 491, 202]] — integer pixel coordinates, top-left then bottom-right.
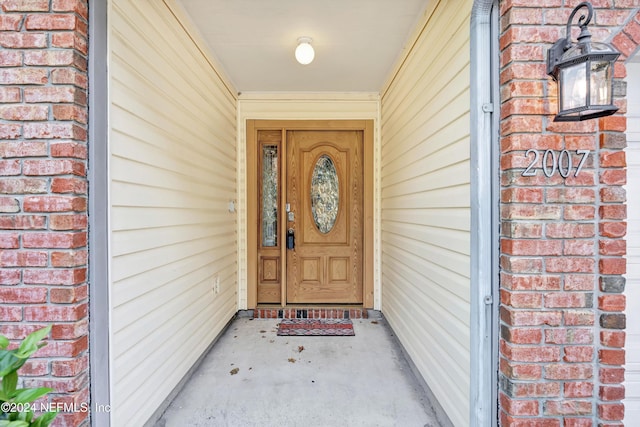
[[560, 63, 587, 111], [590, 60, 612, 106]]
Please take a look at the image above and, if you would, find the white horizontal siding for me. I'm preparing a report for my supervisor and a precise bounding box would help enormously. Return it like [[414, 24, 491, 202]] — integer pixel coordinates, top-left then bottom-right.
[[380, 1, 472, 426], [625, 60, 640, 423], [109, 1, 237, 425]]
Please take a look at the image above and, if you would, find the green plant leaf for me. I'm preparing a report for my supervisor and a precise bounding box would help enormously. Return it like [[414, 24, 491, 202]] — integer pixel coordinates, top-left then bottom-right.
[[1, 372, 17, 398], [31, 412, 57, 427], [0, 352, 22, 378], [0, 421, 29, 427], [15, 327, 51, 359], [13, 388, 52, 404], [0, 327, 56, 427]]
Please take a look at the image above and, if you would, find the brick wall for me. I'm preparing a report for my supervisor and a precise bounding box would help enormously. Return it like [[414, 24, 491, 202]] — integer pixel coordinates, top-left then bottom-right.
[[0, 1, 89, 426], [499, 1, 639, 426]]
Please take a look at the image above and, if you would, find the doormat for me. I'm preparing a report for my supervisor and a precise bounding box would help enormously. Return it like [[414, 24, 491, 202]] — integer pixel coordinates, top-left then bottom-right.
[[277, 318, 355, 336]]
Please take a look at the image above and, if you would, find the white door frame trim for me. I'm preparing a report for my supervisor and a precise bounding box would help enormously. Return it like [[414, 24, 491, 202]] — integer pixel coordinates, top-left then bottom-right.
[[236, 95, 381, 310], [88, 0, 111, 425]]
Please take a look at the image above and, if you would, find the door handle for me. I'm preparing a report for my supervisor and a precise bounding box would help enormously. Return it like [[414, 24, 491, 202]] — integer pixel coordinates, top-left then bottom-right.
[[287, 228, 295, 250]]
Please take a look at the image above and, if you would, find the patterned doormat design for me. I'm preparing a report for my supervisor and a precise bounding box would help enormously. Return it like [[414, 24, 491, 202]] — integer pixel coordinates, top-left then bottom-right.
[[277, 318, 355, 336]]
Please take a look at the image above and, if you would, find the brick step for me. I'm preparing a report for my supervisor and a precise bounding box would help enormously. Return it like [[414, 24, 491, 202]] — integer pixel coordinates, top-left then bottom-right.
[[253, 307, 368, 319]]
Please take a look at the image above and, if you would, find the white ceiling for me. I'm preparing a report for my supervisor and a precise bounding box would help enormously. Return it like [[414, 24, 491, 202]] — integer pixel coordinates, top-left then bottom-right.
[[176, 0, 431, 93]]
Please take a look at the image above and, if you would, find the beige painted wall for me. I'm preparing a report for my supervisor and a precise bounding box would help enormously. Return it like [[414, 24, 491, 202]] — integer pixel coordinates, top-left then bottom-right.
[[109, 1, 238, 424], [380, 1, 473, 425]]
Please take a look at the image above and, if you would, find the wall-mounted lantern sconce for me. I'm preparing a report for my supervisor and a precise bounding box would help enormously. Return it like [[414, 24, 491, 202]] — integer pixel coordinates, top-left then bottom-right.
[[546, 2, 620, 122]]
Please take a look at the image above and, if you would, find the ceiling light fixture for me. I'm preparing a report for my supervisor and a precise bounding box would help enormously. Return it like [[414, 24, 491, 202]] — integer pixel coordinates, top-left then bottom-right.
[[295, 37, 315, 65]]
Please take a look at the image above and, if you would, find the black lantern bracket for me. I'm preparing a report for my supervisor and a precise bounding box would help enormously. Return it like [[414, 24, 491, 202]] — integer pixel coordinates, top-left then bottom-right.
[[547, 2, 594, 79]]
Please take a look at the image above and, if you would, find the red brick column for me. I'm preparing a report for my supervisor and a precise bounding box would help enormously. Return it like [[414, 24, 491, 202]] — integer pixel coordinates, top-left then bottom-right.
[[0, 1, 89, 426], [499, 2, 638, 426]]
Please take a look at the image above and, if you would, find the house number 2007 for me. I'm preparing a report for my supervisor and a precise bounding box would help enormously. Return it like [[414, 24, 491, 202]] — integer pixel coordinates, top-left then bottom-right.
[[522, 149, 590, 178]]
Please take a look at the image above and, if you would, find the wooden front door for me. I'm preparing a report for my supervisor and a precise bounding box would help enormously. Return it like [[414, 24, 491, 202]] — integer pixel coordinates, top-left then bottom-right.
[[248, 120, 373, 308], [285, 130, 363, 303]]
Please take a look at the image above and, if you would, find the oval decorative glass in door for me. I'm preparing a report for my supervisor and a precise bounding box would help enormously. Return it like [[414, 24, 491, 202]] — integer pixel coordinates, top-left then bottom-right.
[[310, 154, 339, 233]]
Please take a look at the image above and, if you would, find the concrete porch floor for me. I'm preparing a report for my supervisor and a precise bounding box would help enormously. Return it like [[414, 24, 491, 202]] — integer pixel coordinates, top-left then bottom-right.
[[157, 312, 445, 427]]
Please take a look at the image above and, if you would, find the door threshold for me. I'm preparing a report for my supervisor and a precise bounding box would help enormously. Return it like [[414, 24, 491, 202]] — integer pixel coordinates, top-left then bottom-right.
[[253, 306, 368, 319]]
